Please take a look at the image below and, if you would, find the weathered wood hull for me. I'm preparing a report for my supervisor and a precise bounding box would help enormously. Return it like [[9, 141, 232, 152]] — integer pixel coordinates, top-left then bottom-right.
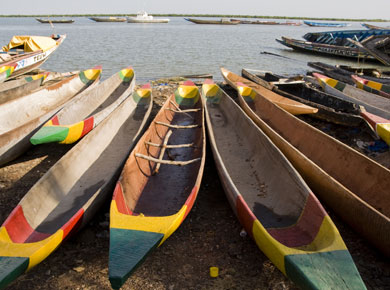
[[242, 69, 364, 127], [352, 75, 390, 99], [202, 80, 365, 289], [0, 67, 101, 166], [228, 78, 390, 257], [221, 68, 318, 115], [0, 64, 16, 83], [30, 67, 136, 145], [109, 81, 205, 289], [0, 80, 153, 289]]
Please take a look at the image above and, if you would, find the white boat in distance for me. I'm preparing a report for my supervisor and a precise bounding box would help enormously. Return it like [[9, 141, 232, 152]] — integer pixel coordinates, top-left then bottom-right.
[[127, 11, 170, 23]]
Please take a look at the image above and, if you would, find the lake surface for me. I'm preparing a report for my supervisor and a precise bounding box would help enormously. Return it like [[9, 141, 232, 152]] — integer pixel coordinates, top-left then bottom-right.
[[0, 17, 385, 82]]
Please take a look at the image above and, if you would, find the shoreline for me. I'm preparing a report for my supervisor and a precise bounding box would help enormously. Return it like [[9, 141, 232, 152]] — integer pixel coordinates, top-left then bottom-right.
[[0, 14, 389, 22]]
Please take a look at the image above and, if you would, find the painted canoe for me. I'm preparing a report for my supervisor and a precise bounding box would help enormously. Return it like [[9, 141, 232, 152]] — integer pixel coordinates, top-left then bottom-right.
[[221, 67, 318, 115], [228, 78, 390, 256], [241, 69, 364, 127], [0, 73, 49, 105], [303, 29, 390, 46], [184, 18, 239, 25], [30, 67, 136, 145], [303, 20, 350, 27], [0, 67, 101, 166], [362, 23, 390, 30], [89, 17, 126, 22], [109, 80, 205, 289], [0, 64, 17, 83], [276, 37, 374, 61], [35, 18, 74, 24], [202, 79, 365, 289], [352, 75, 390, 99], [313, 73, 390, 144], [0, 83, 152, 289], [0, 35, 66, 79]]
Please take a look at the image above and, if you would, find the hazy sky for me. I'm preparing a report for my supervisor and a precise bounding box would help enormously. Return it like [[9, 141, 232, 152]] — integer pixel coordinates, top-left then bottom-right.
[[1, 0, 389, 20]]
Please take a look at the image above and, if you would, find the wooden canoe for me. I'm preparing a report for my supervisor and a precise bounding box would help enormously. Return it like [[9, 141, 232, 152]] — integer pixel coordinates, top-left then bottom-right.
[[201, 79, 365, 289], [362, 23, 390, 30], [0, 67, 101, 166], [352, 75, 390, 99], [0, 82, 152, 289], [0, 35, 66, 79], [0, 64, 16, 83], [228, 80, 390, 256], [89, 17, 126, 22], [241, 69, 365, 127], [313, 73, 390, 144], [30, 67, 136, 145], [221, 68, 318, 115], [36, 18, 74, 24], [0, 73, 48, 105], [109, 80, 205, 289], [184, 18, 239, 25]]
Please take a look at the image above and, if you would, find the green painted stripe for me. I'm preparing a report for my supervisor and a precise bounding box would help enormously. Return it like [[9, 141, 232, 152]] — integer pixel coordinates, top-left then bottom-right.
[[0, 256, 29, 289], [109, 228, 164, 289], [174, 91, 199, 106], [285, 250, 366, 290], [132, 92, 151, 105], [119, 70, 134, 83], [30, 126, 69, 145], [334, 80, 346, 92]]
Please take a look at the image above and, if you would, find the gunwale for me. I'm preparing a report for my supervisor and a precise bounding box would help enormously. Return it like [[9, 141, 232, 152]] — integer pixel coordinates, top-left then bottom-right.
[[352, 75, 390, 99], [0, 81, 153, 289], [202, 79, 365, 289], [221, 67, 318, 115], [30, 67, 136, 145], [222, 69, 390, 256], [109, 81, 206, 289]]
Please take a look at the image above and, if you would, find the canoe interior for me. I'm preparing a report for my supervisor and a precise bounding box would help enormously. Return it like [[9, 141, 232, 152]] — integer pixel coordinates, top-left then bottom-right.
[[119, 94, 204, 216], [4, 96, 152, 243]]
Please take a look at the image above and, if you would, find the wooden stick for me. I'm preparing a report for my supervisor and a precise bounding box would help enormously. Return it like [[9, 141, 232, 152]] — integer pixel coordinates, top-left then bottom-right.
[[135, 153, 201, 166], [165, 108, 201, 113], [169, 100, 194, 119], [155, 121, 199, 129], [154, 130, 172, 174], [145, 141, 195, 148]]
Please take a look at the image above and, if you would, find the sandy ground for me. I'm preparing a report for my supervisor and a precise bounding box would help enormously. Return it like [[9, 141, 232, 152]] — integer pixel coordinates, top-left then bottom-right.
[[0, 82, 389, 290]]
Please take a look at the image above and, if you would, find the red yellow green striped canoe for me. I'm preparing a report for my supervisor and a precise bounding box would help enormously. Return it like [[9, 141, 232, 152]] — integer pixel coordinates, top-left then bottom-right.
[[352, 74, 390, 99], [30, 67, 136, 145], [0, 63, 16, 83], [202, 79, 366, 289], [109, 80, 205, 289]]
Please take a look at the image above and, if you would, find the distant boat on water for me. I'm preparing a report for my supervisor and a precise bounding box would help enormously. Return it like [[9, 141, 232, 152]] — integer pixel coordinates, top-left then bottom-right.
[[303, 20, 350, 27], [127, 11, 169, 23], [185, 18, 240, 25], [362, 23, 390, 30], [89, 16, 126, 22], [36, 18, 74, 24]]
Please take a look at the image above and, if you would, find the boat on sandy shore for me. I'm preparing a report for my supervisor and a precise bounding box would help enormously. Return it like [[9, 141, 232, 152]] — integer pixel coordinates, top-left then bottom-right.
[[35, 18, 74, 24], [221, 67, 318, 115], [127, 11, 169, 23], [89, 17, 126, 22], [0, 35, 66, 80], [0, 81, 152, 289], [109, 81, 205, 289], [30, 67, 136, 145], [0, 67, 101, 166], [202, 79, 366, 289], [223, 71, 390, 256]]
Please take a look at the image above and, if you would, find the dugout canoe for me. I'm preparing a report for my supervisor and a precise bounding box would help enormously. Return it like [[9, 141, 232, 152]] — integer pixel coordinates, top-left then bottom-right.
[[89, 17, 126, 22], [0, 64, 17, 83], [221, 67, 318, 115], [201, 79, 365, 289], [303, 20, 350, 27], [313, 73, 390, 144], [362, 23, 390, 30], [30, 67, 136, 145], [109, 80, 205, 289], [184, 17, 239, 25], [352, 75, 390, 99], [228, 79, 390, 256], [35, 18, 74, 24], [0, 82, 152, 289], [0, 67, 101, 166], [241, 68, 365, 127], [0, 35, 66, 79]]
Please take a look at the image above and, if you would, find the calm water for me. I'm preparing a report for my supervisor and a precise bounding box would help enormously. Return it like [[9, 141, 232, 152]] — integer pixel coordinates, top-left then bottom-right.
[[0, 17, 384, 82]]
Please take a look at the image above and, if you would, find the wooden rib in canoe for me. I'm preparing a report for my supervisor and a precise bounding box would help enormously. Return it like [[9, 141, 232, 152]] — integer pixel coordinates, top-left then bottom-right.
[[0, 67, 101, 166], [242, 68, 365, 127], [352, 75, 390, 99], [228, 77, 390, 256], [221, 67, 318, 115], [30, 67, 136, 145], [109, 80, 205, 289], [313, 73, 390, 144], [201, 79, 365, 289], [0, 82, 153, 289]]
